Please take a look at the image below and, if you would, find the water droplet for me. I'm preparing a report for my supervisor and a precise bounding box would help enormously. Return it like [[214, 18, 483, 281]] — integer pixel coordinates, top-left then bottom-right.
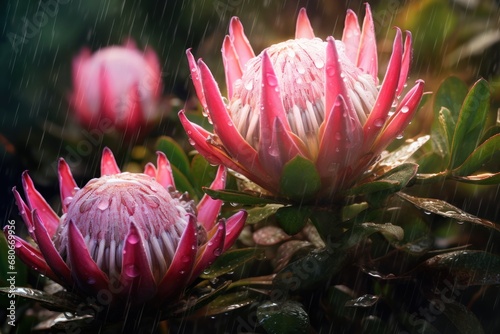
[[244, 81, 253, 90], [125, 264, 139, 278], [424, 211, 431, 215], [296, 78, 303, 84], [268, 145, 279, 157], [179, 270, 186, 275], [181, 255, 191, 263], [335, 132, 342, 141], [396, 133, 404, 139], [326, 66, 336, 77], [188, 138, 195, 146], [314, 60, 324, 69], [145, 195, 160, 208], [297, 66, 305, 74], [128, 233, 140, 245], [97, 199, 109, 211], [213, 248, 222, 256], [400, 106, 409, 114], [63, 197, 74, 207], [373, 118, 384, 128], [266, 73, 278, 87]]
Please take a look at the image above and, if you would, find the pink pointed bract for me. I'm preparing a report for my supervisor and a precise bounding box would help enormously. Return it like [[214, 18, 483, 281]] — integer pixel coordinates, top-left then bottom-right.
[[6, 148, 246, 308], [71, 40, 163, 137], [180, 5, 424, 201]]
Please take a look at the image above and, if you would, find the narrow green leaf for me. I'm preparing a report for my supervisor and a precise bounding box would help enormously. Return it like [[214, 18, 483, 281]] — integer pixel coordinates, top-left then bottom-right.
[[200, 248, 264, 279], [438, 107, 454, 156], [203, 188, 285, 205], [452, 173, 500, 185], [450, 79, 490, 169], [452, 133, 500, 176], [275, 206, 312, 235], [257, 301, 309, 334], [279, 156, 321, 201], [156, 136, 191, 177], [398, 193, 500, 232]]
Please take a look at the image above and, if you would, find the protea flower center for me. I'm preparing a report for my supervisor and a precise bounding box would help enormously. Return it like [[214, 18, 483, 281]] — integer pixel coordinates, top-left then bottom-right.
[[54, 172, 194, 281], [228, 38, 378, 153]]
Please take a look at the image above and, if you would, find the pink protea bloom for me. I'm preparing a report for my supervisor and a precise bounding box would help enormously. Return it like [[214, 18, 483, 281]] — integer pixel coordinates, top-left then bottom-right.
[[6, 148, 246, 308], [179, 5, 424, 202], [71, 40, 162, 136]]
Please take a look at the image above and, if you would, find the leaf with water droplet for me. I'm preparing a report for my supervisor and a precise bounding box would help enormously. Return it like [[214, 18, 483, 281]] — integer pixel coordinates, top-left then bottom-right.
[[245, 204, 283, 225], [345, 294, 379, 307], [190, 154, 218, 198], [418, 250, 500, 286], [346, 163, 418, 196], [379, 135, 430, 168], [200, 248, 264, 279], [201, 290, 260, 316], [257, 301, 310, 334], [0, 287, 81, 313], [398, 193, 500, 232]]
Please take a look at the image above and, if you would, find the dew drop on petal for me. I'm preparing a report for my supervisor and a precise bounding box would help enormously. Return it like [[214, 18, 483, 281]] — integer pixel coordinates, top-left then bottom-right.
[[374, 118, 384, 128], [335, 132, 342, 141], [244, 81, 253, 90], [181, 255, 191, 263], [63, 197, 74, 207], [314, 60, 325, 69], [97, 199, 109, 211], [400, 106, 409, 114], [326, 66, 336, 77], [213, 248, 222, 256], [266, 73, 278, 87], [125, 264, 139, 278], [127, 233, 140, 245], [297, 66, 305, 74]]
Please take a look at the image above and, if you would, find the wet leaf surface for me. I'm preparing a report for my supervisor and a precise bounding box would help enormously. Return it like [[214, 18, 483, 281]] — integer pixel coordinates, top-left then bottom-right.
[[203, 188, 286, 205], [257, 300, 309, 334], [200, 248, 264, 279], [345, 294, 379, 307], [279, 156, 321, 201]]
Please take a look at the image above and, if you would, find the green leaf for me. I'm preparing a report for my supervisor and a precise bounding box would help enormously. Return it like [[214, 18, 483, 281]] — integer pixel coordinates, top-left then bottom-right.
[[420, 250, 500, 286], [155, 136, 191, 177], [360, 223, 404, 243], [202, 188, 285, 205], [279, 156, 321, 201], [190, 154, 218, 197], [171, 165, 197, 199], [257, 301, 309, 334], [437, 107, 455, 156], [203, 290, 260, 316], [433, 76, 468, 124], [450, 79, 490, 169], [452, 133, 500, 176], [379, 135, 430, 168], [200, 248, 264, 279], [245, 204, 282, 225], [398, 192, 500, 232], [432, 76, 468, 156], [347, 163, 418, 196], [275, 206, 312, 235]]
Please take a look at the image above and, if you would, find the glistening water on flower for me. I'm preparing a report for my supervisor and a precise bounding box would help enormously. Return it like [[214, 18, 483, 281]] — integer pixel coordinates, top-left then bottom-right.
[[179, 4, 424, 203], [5, 147, 246, 310]]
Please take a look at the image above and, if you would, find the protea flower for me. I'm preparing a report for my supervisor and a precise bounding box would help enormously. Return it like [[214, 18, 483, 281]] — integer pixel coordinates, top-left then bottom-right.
[[179, 5, 424, 202], [71, 40, 163, 137], [7, 148, 246, 309]]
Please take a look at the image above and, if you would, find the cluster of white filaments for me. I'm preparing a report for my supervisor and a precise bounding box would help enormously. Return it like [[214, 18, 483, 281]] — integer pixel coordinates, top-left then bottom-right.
[[53, 173, 193, 281], [227, 38, 379, 152]]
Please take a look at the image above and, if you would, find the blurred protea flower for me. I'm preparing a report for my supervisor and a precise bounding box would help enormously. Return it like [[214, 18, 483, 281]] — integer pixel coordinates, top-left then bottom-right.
[[7, 148, 246, 309], [179, 5, 424, 202], [71, 40, 163, 137]]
